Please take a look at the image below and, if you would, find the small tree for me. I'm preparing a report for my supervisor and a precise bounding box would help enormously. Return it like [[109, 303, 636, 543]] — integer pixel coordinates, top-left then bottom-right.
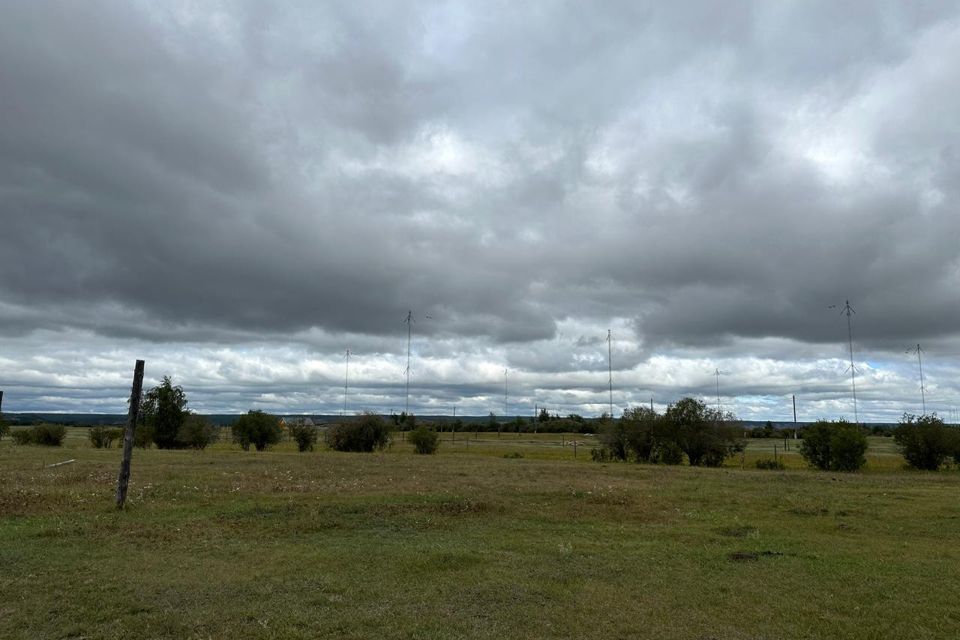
[[665, 398, 743, 467], [800, 420, 867, 472], [325, 412, 391, 452], [141, 376, 189, 449], [289, 421, 318, 452], [408, 426, 439, 454], [895, 413, 954, 471], [178, 414, 219, 450], [232, 410, 282, 452]]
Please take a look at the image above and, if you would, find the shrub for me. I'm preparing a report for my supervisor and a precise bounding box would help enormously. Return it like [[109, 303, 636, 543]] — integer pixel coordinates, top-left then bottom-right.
[[755, 458, 785, 470], [89, 425, 121, 449], [408, 426, 439, 454], [288, 421, 318, 452], [894, 413, 955, 471], [800, 420, 867, 472], [178, 414, 219, 450], [325, 412, 391, 452], [12, 424, 67, 446], [232, 410, 283, 451]]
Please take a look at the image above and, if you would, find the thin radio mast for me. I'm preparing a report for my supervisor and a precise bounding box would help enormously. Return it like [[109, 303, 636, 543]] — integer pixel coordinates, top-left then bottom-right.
[[829, 300, 858, 425], [606, 329, 613, 418], [714, 368, 722, 412], [907, 343, 926, 415], [404, 310, 413, 415], [343, 348, 351, 416], [504, 369, 508, 418]]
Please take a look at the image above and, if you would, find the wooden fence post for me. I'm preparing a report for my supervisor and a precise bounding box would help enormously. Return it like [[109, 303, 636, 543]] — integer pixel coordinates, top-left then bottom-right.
[[115, 360, 145, 509]]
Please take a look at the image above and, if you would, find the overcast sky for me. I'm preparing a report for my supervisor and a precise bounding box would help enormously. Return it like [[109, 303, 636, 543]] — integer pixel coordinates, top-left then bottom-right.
[[1, 1, 958, 421]]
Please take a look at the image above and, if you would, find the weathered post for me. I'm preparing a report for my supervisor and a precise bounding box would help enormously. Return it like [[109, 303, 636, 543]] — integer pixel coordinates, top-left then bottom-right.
[[0, 389, 4, 412], [116, 360, 145, 509]]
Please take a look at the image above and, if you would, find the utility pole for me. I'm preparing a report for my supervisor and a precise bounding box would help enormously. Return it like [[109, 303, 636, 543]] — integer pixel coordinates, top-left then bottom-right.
[[343, 348, 351, 416], [115, 360, 145, 510], [908, 344, 926, 415], [606, 329, 613, 419], [792, 394, 797, 439]]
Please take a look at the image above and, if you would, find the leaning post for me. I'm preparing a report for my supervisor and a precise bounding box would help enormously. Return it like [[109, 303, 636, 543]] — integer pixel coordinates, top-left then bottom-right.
[[116, 360, 145, 509]]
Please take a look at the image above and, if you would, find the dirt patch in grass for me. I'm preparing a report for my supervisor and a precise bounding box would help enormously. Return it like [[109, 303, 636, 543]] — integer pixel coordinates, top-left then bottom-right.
[[728, 550, 785, 562]]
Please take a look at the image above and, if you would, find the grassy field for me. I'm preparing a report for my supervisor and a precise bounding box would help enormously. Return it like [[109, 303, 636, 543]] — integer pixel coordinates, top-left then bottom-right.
[[1, 430, 958, 639]]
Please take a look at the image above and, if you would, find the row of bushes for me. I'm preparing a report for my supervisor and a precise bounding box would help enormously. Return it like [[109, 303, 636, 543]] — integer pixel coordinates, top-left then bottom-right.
[[9, 423, 67, 446]]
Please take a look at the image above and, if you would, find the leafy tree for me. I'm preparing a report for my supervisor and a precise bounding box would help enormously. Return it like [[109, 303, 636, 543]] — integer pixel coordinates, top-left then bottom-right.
[[408, 425, 439, 454], [325, 412, 391, 452], [141, 376, 189, 449], [232, 410, 282, 451], [288, 421, 318, 452], [538, 408, 550, 423], [800, 420, 867, 472], [665, 398, 743, 467], [895, 413, 955, 471]]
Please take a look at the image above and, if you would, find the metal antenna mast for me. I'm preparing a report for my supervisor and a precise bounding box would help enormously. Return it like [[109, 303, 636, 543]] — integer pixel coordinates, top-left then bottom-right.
[[907, 343, 926, 415], [404, 310, 413, 415], [606, 329, 613, 418], [343, 348, 351, 416], [829, 300, 858, 425], [714, 368, 722, 412], [504, 369, 508, 418]]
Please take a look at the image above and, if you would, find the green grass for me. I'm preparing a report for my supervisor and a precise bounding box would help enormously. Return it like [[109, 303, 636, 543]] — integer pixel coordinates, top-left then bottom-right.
[[1, 430, 958, 639]]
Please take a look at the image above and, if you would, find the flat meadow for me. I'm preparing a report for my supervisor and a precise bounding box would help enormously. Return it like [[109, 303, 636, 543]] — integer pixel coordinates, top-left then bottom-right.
[[1, 429, 958, 639]]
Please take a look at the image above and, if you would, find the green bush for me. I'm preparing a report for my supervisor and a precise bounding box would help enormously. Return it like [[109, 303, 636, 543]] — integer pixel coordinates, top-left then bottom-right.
[[89, 425, 121, 449], [232, 410, 283, 451], [325, 412, 391, 452], [288, 422, 318, 452], [665, 398, 743, 467], [755, 458, 785, 470], [894, 413, 955, 471], [800, 420, 867, 472], [177, 414, 218, 450], [408, 426, 439, 454], [12, 424, 67, 446]]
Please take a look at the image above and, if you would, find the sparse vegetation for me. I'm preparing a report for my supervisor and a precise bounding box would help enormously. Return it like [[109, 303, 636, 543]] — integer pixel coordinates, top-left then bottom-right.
[[755, 457, 785, 470], [800, 419, 868, 472], [325, 412, 391, 452]]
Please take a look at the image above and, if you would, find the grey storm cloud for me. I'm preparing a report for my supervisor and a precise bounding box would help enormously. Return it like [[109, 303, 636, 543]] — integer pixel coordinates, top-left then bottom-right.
[[1, 1, 959, 417]]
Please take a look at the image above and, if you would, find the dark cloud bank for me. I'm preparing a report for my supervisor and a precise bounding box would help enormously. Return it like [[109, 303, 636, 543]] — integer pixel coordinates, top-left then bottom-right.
[[1, 2, 958, 419]]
